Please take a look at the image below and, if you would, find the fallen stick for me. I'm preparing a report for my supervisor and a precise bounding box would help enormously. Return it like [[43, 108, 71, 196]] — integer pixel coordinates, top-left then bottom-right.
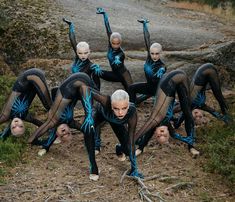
[[120, 169, 165, 202], [165, 182, 194, 193]]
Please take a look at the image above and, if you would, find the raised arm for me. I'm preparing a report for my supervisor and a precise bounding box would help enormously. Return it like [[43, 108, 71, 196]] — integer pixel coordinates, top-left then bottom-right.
[[138, 18, 150, 55], [96, 7, 112, 41], [63, 18, 78, 54]]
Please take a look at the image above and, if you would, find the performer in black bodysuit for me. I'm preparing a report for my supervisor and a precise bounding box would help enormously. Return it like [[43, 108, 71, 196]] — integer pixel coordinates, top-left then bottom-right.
[[174, 63, 231, 128], [93, 89, 142, 177], [63, 18, 102, 90], [0, 68, 52, 140], [129, 18, 166, 104], [28, 73, 141, 180], [96, 7, 133, 92], [28, 72, 100, 180], [135, 69, 197, 156]]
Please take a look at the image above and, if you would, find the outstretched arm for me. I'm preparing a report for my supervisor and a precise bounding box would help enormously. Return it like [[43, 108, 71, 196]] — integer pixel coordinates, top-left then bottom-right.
[[96, 7, 112, 40], [200, 104, 232, 124], [0, 124, 11, 141], [138, 18, 150, 55], [63, 18, 77, 54]]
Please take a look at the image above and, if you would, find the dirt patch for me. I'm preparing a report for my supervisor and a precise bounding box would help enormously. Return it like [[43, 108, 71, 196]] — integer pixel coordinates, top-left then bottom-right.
[[0, 92, 234, 202]]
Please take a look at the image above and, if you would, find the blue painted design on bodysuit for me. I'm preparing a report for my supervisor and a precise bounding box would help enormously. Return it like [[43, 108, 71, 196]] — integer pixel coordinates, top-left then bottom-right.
[[172, 131, 194, 145], [12, 96, 29, 118], [154, 67, 166, 78], [112, 55, 121, 66], [81, 90, 94, 134], [143, 21, 148, 32], [71, 60, 85, 73], [42, 128, 57, 149], [144, 63, 154, 78], [69, 23, 75, 33], [60, 105, 74, 124], [211, 111, 230, 123], [128, 145, 144, 178], [103, 13, 111, 33], [107, 49, 113, 62], [90, 64, 104, 76], [192, 91, 206, 108]]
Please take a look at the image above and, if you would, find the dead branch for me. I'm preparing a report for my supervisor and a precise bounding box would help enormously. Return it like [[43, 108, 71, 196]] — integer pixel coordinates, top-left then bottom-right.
[[65, 184, 74, 194], [158, 176, 179, 183], [120, 170, 165, 202], [165, 182, 194, 193], [81, 189, 98, 195], [120, 169, 129, 185], [143, 173, 168, 182]]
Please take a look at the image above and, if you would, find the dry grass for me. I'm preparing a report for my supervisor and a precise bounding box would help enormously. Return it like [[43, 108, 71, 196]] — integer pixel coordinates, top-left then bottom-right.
[[168, 1, 235, 21]]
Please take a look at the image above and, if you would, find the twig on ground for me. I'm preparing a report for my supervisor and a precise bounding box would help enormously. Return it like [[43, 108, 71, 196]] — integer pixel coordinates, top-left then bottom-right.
[[165, 182, 194, 193], [65, 184, 74, 194], [0, 188, 35, 194], [158, 176, 179, 183], [120, 169, 165, 202], [44, 195, 52, 202], [120, 169, 129, 185], [81, 189, 98, 195], [143, 173, 168, 181]]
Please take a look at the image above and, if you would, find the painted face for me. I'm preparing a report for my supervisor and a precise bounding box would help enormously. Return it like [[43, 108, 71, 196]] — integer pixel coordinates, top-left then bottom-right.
[[10, 118, 25, 137], [56, 124, 72, 143], [192, 109, 207, 126], [76, 46, 90, 61], [154, 126, 170, 144], [111, 38, 121, 50], [150, 47, 161, 62], [111, 100, 129, 119]]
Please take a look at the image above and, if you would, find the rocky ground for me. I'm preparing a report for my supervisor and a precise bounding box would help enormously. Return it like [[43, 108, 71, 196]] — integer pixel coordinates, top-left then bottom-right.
[[0, 0, 235, 201]]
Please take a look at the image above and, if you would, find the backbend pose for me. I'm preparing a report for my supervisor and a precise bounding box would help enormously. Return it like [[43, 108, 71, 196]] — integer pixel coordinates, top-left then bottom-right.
[[93, 89, 142, 177], [134, 69, 199, 156], [28, 72, 100, 180], [0, 68, 52, 140], [63, 18, 102, 90], [129, 18, 166, 104], [174, 63, 231, 128], [96, 7, 133, 92], [28, 73, 141, 180]]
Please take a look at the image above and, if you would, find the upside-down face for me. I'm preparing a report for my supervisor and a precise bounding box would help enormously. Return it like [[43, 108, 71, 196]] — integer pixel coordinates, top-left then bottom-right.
[[154, 126, 170, 144], [192, 109, 208, 126], [56, 124, 72, 143], [11, 118, 25, 137]]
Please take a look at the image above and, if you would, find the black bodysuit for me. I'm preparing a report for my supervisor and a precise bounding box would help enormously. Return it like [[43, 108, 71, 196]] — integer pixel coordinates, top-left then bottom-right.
[[63, 18, 101, 90], [96, 7, 133, 92], [0, 68, 52, 140], [135, 69, 195, 151], [129, 19, 166, 104], [174, 63, 230, 128]]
